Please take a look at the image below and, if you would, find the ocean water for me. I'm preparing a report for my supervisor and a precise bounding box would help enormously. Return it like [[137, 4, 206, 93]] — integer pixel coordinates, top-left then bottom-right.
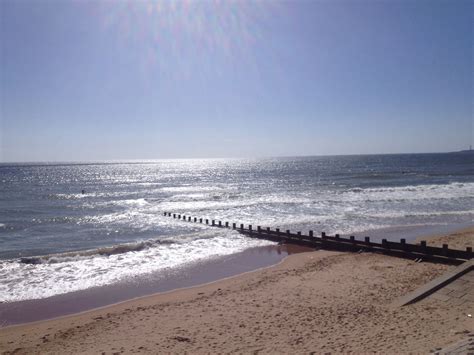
[[0, 153, 473, 302]]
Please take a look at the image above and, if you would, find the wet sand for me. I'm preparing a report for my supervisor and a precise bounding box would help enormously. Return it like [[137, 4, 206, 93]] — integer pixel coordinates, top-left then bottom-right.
[[0, 244, 311, 326], [415, 226, 474, 250], [0, 227, 472, 354]]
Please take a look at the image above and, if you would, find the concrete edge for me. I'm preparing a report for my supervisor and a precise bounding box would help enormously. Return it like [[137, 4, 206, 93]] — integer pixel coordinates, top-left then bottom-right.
[[431, 332, 474, 354], [392, 259, 474, 307]]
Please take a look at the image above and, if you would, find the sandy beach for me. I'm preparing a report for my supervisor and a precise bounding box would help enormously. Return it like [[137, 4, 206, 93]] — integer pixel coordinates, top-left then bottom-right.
[[1, 227, 472, 354], [2, 0, 473, 352]]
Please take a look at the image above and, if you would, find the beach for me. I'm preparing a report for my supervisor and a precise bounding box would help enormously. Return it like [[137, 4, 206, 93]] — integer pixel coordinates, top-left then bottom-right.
[[1, 227, 472, 354], [2, 0, 473, 352], [2, 157, 473, 308]]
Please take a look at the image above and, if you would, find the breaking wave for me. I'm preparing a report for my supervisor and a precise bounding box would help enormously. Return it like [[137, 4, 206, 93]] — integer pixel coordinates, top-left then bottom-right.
[[0, 229, 275, 302], [19, 238, 175, 265]]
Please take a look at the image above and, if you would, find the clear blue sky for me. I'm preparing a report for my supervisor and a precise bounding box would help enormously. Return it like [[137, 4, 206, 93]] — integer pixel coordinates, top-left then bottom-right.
[[1, 0, 472, 162]]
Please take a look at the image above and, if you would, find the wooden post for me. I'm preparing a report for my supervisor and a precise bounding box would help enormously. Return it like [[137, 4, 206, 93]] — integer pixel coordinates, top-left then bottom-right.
[[194, 217, 197, 222], [335, 234, 340, 240], [309, 230, 313, 237], [400, 238, 406, 244], [442, 244, 448, 256], [183, 215, 186, 220], [206, 219, 209, 224], [467, 247, 472, 253], [218, 221, 222, 227], [225, 222, 229, 228], [276, 228, 280, 235], [257, 226, 261, 233], [321, 232, 326, 239], [173, 214, 176, 218], [350, 236, 355, 241], [286, 230, 290, 236], [233, 223, 236, 229], [188, 216, 191, 221], [240, 224, 244, 230], [297, 231, 301, 236], [420, 241, 427, 247], [199, 218, 202, 223], [249, 225, 252, 231], [163, 212, 166, 216], [267, 227, 270, 232], [178, 215, 181, 219], [365, 236, 370, 243], [382, 239, 387, 248]]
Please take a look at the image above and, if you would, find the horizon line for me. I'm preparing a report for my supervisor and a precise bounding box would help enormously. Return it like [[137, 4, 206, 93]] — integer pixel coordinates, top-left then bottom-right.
[[0, 149, 470, 164]]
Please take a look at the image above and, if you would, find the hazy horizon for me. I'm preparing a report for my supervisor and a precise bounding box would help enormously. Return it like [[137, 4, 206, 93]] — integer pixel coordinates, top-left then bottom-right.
[[1, 148, 472, 164], [1, 0, 472, 162]]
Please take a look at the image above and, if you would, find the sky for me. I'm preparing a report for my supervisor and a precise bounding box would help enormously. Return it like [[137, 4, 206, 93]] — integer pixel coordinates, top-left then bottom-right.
[[0, 0, 472, 162]]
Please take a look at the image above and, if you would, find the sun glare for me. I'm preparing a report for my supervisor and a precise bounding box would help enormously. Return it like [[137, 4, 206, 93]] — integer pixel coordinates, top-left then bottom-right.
[[97, 0, 276, 78]]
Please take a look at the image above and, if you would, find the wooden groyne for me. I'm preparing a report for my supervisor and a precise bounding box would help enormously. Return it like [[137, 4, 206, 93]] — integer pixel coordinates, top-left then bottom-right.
[[163, 212, 473, 265]]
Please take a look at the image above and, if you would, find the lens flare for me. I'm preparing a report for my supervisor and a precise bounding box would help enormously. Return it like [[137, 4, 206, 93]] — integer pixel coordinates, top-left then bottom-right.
[[97, 0, 279, 79]]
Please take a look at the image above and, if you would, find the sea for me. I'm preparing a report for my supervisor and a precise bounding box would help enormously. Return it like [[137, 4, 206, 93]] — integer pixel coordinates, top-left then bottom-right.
[[0, 153, 473, 304]]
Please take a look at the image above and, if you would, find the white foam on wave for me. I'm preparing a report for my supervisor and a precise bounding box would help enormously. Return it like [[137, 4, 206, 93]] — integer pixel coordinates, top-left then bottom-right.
[[52, 191, 132, 200], [84, 198, 150, 209], [343, 182, 474, 202], [234, 214, 335, 228], [168, 193, 209, 201], [78, 208, 194, 230], [159, 194, 313, 212], [0, 230, 274, 302], [360, 209, 474, 219], [157, 183, 474, 224], [161, 186, 228, 193], [70, 180, 474, 245]]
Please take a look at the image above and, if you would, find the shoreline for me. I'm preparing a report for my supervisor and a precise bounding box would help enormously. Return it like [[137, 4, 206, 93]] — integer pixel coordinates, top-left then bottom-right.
[[0, 244, 312, 327], [353, 221, 474, 243], [0, 226, 472, 353], [1, 221, 470, 327]]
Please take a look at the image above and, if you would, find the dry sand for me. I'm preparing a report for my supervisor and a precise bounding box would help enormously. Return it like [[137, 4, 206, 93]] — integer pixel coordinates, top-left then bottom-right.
[[1, 228, 473, 354]]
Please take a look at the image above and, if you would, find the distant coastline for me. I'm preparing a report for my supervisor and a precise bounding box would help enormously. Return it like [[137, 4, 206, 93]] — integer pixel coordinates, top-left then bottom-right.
[[452, 149, 474, 154]]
